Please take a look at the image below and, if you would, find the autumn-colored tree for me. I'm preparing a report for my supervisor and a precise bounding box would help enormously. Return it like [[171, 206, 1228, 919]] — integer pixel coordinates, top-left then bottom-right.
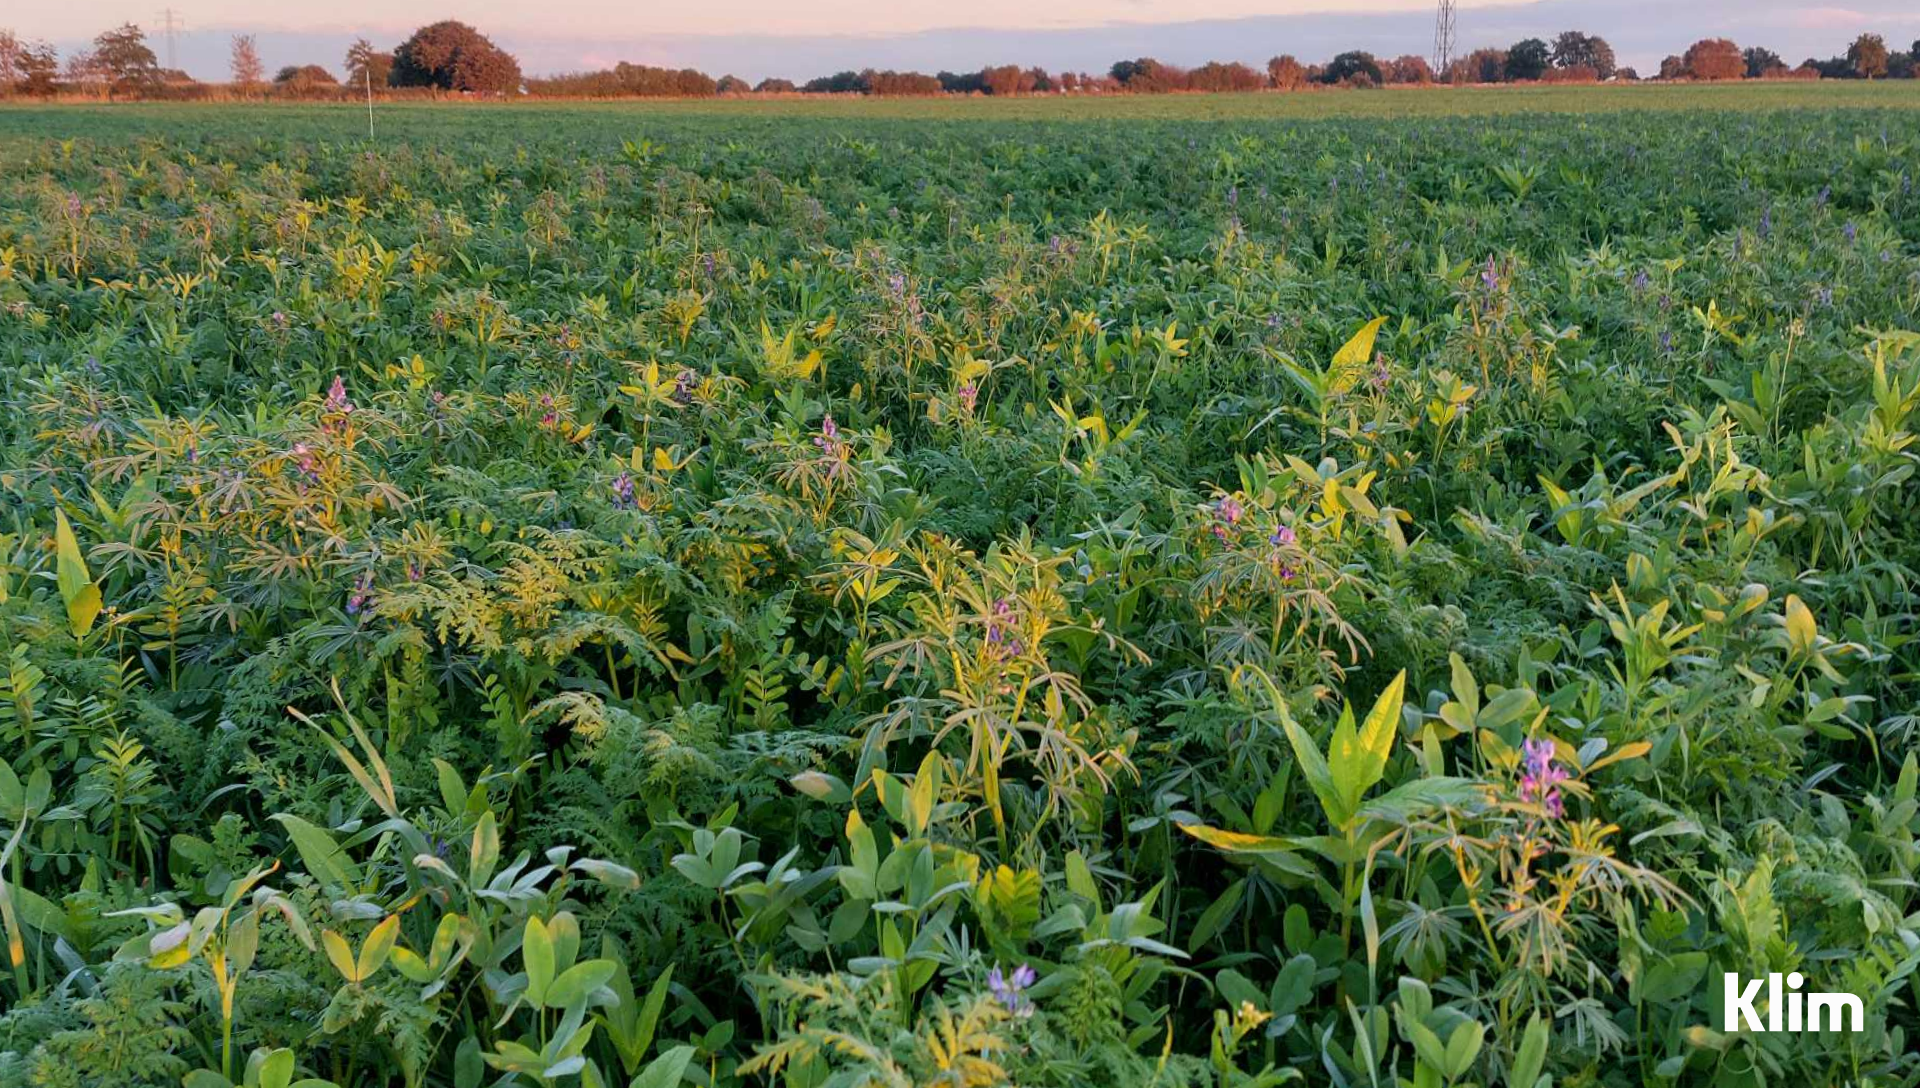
[[1846, 33, 1888, 79], [1110, 57, 1185, 92], [1683, 38, 1744, 80], [981, 64, 1036, 95], [1450, 48, 1507, 84], [862, 69, 942, 95], [1386, 55, 1434, 84], [15, 39, 56, 95], [1267, 55, 1306, 90], [754, 77, 795, 93], [345, 39, 394, 89], [1186, 61, 1266, 92], [717, 74, 749, 94], [230, 35, 264, 89], [93, 22, 160, 93], [0, 30, 19, 94], [391, 20, 521, 93]]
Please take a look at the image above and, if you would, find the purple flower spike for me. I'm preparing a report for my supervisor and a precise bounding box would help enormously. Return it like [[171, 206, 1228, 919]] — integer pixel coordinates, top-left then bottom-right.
[[988, 962, 1035, 1016]]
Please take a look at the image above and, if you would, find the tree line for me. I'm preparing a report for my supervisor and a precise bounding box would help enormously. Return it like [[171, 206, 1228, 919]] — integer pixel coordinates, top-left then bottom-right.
[[2, 20, 1916, 100]]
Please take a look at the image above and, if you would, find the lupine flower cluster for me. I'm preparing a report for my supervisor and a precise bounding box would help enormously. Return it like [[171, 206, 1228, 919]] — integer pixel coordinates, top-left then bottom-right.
[[345, 572, 374, 617], [290, 442, 319, 481], [610, 472, 636, 509], [1210, 496, 1244, 541], [1518, 738, 1568, 818], [986, 963, 1035, 1016], [320, 376, 356, 435], [985, 597, 1024, 659], [814, 414, 843, 458], [1268, 524, 1299, 581]]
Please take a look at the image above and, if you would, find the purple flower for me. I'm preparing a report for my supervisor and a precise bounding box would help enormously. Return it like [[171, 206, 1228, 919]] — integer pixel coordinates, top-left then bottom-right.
[[1518, 738, 1569, 818], [813, 414, 843, 456], [611, 473, 635, 508], [345, 572, 374, 617], [987, 963, 1035, 1016], [1270, 525, 1296, 547], [1480, 257, 1500, 294], [1758, 206, 1771, 239], [957, 383, 978, 413], [1843, 221, 1857, 245]]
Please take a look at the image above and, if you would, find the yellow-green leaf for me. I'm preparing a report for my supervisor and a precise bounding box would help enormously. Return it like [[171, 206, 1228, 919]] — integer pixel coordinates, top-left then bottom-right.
[[1329, 316, 1388, 393]]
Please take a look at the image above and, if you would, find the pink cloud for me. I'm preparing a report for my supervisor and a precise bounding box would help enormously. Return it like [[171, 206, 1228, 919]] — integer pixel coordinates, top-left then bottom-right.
[[1790, 7, 1870, 29]]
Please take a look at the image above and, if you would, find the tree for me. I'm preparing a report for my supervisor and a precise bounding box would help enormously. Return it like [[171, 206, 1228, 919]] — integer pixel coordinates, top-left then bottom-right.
[[1186, 61, 1265, 92], [1683, 38, 1744, 80], [1506, 38, 1551, 81], [981, 64, 1036, 95], [93, 22, 160, 93], [1551, 31, 1615, 79], [1743, 46, 1785, 78], [0, 30, 18, 94], [1847, 33, 1888, 79], [1658, 55, 1685, 80], [391, 21, 521, 94], [1386, 55, 1434, 84], [1110, 57, 1184, 92], [754, 77, 795, 93], [717, 74, 749, 94], [274, 64, 338, 94], [1322, 51, 1383, 87], [1450, 48, 1506, 84], [230, 35, 264, 89], [345, 39, 393, 89], [1267, 55, 1306, 90]]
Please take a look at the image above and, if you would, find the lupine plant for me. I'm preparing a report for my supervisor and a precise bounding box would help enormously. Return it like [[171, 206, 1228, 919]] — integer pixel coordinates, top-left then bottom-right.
[[0, 95, 1918, 1088]]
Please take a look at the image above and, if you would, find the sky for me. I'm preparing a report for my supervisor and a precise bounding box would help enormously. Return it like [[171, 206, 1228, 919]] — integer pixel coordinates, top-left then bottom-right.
[[17, 0, 1920, 83]]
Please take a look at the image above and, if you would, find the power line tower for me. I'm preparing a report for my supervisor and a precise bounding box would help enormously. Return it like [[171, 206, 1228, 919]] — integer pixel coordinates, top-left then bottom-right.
[[154, 7, 185, 71], [1433, 0, 1457, 76]]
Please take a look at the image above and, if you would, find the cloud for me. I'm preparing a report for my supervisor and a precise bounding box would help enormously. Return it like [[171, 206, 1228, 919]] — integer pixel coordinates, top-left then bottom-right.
[[1790, 7, 1871, 29]]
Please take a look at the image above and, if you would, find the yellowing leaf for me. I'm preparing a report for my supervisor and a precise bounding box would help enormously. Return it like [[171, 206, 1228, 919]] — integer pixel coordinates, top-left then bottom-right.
[[321, 929, 358, 982], [1177, 823, 1295, 856], [1329, 316, 1388, 394], [1783, 594, 1817, 656]]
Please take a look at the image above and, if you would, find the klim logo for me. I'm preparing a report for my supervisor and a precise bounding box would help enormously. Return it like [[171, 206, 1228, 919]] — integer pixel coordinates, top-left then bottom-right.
[[1723, 973, 1863, 1033]]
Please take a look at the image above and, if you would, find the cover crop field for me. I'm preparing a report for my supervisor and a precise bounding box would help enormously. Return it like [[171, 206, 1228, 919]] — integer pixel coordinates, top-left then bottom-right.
[[0, 85, 1918, 1088]]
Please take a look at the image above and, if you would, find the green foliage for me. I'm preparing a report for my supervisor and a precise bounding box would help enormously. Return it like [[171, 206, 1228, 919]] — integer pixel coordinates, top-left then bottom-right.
[[0, 96, 1918, 1088]]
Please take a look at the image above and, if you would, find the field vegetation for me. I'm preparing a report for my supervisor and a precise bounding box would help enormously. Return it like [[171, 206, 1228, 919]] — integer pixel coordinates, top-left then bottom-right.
[[0, 87, 1917, 1087]]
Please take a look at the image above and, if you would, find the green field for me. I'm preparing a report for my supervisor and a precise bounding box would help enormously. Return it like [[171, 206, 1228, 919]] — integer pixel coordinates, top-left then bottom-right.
[[0, 87, 1918, 1088]]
